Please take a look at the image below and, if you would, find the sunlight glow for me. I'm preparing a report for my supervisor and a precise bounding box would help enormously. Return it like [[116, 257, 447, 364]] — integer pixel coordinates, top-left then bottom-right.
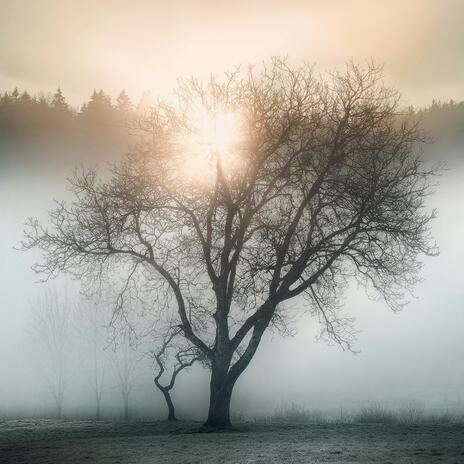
[[197, 111, 239, 153], [180, 110, 242, 185]]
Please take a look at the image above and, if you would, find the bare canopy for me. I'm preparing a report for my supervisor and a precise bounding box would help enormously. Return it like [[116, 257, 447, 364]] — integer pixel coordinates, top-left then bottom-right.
[[23, 59, 438, 428]]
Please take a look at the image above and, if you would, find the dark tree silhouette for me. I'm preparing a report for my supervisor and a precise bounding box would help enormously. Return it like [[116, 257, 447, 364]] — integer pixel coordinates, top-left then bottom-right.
[[78, 90, 115, 129], [51, 88, 69, 113], [23, 60, 439, 429], [152, 328, 201, 421]]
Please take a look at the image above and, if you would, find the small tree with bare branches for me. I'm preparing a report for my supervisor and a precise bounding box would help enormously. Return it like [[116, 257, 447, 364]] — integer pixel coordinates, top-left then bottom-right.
[[152, 327, 201, 421], [30, 289, 72, 419], [74, 296, 108, 420], [111, 333, 141, 421]]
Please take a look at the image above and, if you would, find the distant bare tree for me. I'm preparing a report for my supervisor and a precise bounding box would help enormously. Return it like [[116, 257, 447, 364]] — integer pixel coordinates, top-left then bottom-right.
[[74, 297, 108, 420], [152, 327, 201, 421], [24, 60, 439, 428], [30, 289, 72, 419], [111, 334, 140, 421]]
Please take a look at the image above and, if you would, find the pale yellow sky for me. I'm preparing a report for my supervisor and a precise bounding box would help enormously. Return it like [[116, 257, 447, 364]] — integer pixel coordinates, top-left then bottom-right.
[[1, 0, 463, 107]]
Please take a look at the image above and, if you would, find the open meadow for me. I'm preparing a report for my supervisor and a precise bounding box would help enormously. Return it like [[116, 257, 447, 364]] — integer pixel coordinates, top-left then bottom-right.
[[1, 419, 464, 463]]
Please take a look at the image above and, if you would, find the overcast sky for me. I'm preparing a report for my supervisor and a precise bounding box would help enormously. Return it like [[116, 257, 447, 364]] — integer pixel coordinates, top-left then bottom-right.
[[1, 0, 463, 107]]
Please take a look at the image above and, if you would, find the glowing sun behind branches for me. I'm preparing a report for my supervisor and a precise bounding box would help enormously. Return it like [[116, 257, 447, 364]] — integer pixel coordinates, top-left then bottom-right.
[[180, 109, 243, 186]]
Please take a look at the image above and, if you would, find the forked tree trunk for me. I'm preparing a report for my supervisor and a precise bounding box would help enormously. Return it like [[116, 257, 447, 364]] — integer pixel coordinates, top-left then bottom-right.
[[203, 311, 273, 430]]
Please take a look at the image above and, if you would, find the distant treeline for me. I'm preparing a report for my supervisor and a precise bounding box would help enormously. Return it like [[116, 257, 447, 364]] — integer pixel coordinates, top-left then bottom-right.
[[416, 99, 464, 147], [0, 87, 153, 138], [0, 87, 463, 166], [0, 88, 154, 167]]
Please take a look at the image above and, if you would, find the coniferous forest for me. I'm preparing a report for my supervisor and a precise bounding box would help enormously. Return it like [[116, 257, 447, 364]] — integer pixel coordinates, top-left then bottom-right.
[[1, 87, 463, 170], [0, 88, 155, 170]]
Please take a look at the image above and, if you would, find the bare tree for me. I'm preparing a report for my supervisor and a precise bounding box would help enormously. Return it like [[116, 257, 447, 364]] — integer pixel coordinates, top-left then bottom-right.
[[23, 60, 439, 428], [74, 297, 108, 420], [30, 289, 72, 419], [152, 327, 201, 421], [111, 334, 140, 421]]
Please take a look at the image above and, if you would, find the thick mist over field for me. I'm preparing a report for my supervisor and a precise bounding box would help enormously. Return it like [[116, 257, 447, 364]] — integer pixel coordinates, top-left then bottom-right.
[[1, 123, 463, 421]]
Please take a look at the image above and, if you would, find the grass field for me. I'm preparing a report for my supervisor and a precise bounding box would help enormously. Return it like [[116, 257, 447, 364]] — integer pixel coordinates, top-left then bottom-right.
[[1, 419, 464, 463]]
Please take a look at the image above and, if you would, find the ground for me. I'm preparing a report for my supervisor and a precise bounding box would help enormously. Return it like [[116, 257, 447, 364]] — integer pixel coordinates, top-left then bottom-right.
[[1, 419, 464, 463]]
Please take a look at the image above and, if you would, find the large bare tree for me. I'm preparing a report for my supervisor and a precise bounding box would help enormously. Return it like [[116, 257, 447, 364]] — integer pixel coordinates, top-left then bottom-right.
[[23, 60, 438, 428]]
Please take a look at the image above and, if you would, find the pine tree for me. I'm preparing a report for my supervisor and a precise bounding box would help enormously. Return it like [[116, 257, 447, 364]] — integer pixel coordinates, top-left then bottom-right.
[[11, 87, 19, 100], [116, 89, 132, 114], [19, 91, 32, 105], [135, 90, 154, 116], [80, 90, 113, 120], [0, 92, 11, 107], [51, 88, 69, 112]]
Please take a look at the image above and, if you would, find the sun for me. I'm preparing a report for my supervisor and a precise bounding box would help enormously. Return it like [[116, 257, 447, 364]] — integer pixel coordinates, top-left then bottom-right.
[[196, 110, 239, 153], [180, 109, 242, 185]]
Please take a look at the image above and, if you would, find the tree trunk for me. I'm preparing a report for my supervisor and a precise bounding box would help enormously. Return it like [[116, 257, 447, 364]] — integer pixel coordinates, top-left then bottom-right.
[[123, 395, 129, 421], [96, 397, 101, 421], [205, 382, 233, 428], [203, 310, 273, 430], [161, 388, 177, 421], [203, 359, 234, 429], [56, 401, 62, 420]]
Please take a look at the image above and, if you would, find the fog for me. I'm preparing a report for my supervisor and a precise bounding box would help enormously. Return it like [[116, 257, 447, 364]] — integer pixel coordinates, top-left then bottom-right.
[[1, 1, 463, 418], [1, 126, 463, 422]]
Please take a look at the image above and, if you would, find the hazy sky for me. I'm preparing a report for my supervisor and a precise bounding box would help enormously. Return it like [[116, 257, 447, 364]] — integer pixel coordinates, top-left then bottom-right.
[[1, 0, 463, 107]]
